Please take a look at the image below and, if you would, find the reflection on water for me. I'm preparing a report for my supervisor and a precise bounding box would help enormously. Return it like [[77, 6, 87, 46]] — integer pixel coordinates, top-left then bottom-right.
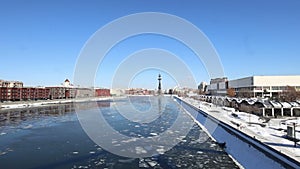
[[0, 97, 239, 169], [0, 101, 110, 125]]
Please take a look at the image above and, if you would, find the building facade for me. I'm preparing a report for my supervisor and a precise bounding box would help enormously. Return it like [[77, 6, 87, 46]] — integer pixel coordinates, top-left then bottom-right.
[[125, 88, 155, 95], [228, 76, 300, 98], [207, 77, 228, 96], [0, 80, 23, 88], [207, 75, 300, 98], [95, 88, 111, 97], [0, 87, 50, 101], [0, 79, 111, 102], [46, 87, 73, 99]]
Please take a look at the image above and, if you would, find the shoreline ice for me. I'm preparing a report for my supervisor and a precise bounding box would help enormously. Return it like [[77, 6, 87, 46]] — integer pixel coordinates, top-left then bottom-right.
[[0, 97, 117, 110], [181, 96, 300, 164]]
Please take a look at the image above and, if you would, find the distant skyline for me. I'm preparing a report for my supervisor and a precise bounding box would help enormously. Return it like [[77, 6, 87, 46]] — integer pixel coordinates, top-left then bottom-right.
[[1, 0, 300, 89]]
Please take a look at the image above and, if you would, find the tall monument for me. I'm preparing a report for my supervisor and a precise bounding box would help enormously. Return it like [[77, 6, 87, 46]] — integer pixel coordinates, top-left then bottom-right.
[[158, 74, 162, 95]]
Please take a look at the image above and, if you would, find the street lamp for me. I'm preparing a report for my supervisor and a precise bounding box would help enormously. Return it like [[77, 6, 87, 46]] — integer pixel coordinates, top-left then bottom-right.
[[293, 122, 297, 147]]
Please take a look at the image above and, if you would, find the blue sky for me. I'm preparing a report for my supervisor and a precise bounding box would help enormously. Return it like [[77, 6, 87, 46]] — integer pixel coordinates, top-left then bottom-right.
[[0, 0, 300, 89]]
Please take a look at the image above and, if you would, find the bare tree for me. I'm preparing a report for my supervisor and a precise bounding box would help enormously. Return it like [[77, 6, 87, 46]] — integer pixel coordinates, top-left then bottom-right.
[[237, 88, 252, 98], [280, 86, 300, 102]]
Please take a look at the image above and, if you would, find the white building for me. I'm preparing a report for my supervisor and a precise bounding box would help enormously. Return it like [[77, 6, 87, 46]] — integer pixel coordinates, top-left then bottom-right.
[[110, 89, 125, 96], [207, 77, 228, 95], [0, 80, 23, 88], [228, 75, 300, 98]]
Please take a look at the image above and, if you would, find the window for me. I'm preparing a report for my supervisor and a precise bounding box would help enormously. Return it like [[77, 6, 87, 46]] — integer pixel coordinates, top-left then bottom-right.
[[279, 86, 286, 90], [255, 86, 262, 90]]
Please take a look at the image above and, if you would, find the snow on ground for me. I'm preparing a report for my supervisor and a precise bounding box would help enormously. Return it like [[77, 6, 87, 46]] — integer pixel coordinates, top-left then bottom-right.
[[0, 97, 114, 110], [182, 97, 300, 163]]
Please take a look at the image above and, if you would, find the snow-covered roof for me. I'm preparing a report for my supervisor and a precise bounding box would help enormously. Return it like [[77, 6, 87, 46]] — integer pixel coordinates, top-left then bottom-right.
[[246, 98, 257, 105], [256, 99, 273, 108], [269, 101, 282, 108], [290, 102, 300, 107], [231, 98, 244, 104], [280, 102, 292, 108], [225, 97, 233, 102]]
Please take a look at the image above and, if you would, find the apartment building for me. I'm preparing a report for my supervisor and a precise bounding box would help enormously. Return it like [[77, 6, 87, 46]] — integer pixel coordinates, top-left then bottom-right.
[[0, 79, 110, 101]]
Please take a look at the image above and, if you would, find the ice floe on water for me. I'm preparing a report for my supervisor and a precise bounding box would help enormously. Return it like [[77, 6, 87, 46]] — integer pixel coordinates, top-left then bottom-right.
[[0, 97, 240, 169], [147, 160, 158, 167], [156, 147, 165, 154], [0, 147, 13, 156], [149, 132, 158, 136], [0, 151, 7, 156], [139, 158, 159, 168], [71, 165, 89, 169], [118, 158, 135, 163], [135, 146, 147, 154], [139, 158, 149, 168], [111, 140, 118, 144], [121, 137, 138, 143], [23, 124, 33, 129]]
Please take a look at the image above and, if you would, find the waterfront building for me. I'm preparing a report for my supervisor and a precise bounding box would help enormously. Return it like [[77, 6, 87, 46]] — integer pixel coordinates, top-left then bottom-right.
[[207, 75, 300, 99], [110, 89, 125, 96], [0, 87, 50, 101], [0, 80, 49, 101], [0, 79, 110, 101], [228, 75, 300, 98], [95, 88, 111, 97], [207, 77, 228, 96], [0, 80, 23, 88], [21, 87, 50, 100], [125, 88, 154, 95], [46, 79, 76, 99], [46, 87, 71, 99]]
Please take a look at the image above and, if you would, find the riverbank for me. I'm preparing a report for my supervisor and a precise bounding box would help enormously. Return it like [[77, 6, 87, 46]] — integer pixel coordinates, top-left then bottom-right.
[[0, 97, 117, 110], [180, 97, 300, 167], [0, 96, 240, 169]]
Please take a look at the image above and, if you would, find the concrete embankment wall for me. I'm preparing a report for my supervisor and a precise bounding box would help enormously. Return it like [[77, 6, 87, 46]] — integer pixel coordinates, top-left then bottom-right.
[[175, 97, 300, 169]]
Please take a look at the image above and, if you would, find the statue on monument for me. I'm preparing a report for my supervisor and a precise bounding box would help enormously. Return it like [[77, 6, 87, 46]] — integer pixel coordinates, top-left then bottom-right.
[[158, 74, 162, 95]]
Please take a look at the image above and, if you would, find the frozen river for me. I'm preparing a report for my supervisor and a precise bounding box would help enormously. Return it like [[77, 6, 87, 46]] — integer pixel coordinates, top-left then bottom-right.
[[0, 96, 239, 169]]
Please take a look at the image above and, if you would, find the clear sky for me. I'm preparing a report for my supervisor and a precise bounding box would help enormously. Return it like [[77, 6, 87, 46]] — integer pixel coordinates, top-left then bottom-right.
[[1, 0, 300, 89]]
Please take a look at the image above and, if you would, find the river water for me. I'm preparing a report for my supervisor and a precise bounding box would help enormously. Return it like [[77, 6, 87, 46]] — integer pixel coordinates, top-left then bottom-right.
[[0, 96, 239, 169]]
